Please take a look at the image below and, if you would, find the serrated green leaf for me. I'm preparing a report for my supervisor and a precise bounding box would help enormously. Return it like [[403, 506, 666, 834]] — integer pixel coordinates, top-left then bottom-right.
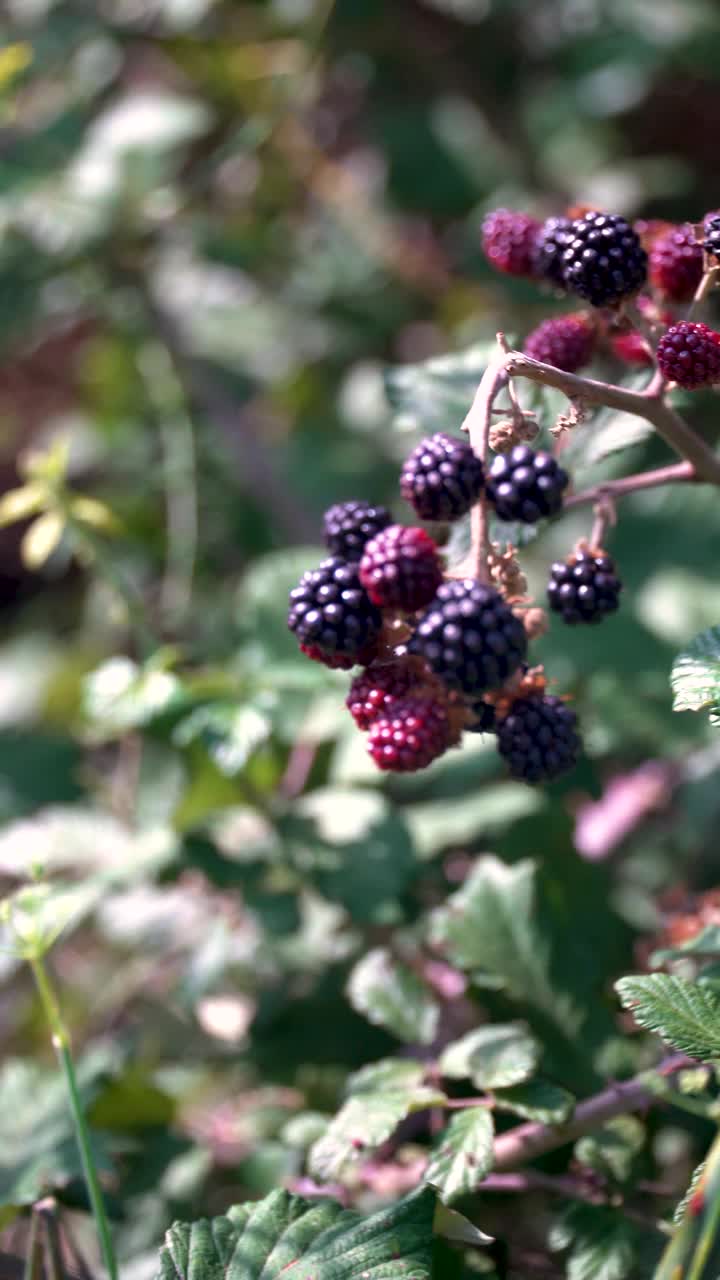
[[616, 974, 720, 1060], [347, 1059, 426, 1096], [430, 856, 580, 1031], [308, 1087, 446, 1182], [154, 1186, 437, 1280], [347, 947, 439, 1045], [550, 1203, 638, 1280], [671, 625, 720, 718], [439, 1023, 539, 1089], [425, 1108, 494, 1203], [384, 343, 494, 435], [493, 1078, 575, 1123]]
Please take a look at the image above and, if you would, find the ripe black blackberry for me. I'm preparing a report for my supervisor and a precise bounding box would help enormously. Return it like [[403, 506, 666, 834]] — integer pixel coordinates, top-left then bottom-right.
[[347, 658, 436, 730], [656, 321, 720, 389], [486, 445, 569, 524], [702, 213, 720, 261], [523, 313, 595, 373], [562, 211, 647, 307], [323, 499, 392, 562], [359, 525, 443, 612], [400, 432, 484, 522], [288, 556, 382, 667], [497, 695, 581, 784], [547, 547, 622, 625], [533, 215, 573, 287], [409, 579, 527, 696], [367, 697, 452, 772]]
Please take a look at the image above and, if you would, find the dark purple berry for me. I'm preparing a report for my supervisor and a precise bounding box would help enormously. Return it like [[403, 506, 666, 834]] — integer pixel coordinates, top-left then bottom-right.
[[656, 321, 720, 389], [547, 548, 622, 625], [289, 556, 382, 666], [466, 700, 497, 734], [702, 212, 720, 262], [323, 499, 392, 562], [486, 445, 569, 524], [562, 211, 647, 307], [497, 695, 581, 784], [400, 432, 484, 522], [359, 525, 443, 612], [533, 215, 573, 286], [409, 579, 527, 697]]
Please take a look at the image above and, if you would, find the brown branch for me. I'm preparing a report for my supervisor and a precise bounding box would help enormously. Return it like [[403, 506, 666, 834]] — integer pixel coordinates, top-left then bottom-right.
[[564, 461, 696, 510], [460, 338, 509, 582], [490, 1054, 689, 1173]]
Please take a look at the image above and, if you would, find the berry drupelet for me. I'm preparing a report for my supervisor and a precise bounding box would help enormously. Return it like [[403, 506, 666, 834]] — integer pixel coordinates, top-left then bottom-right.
[[656, 321, 720, 389], [288, 556, 382, 667], [648, 224, 703, 302], [347, 657, 436, 730], [533, 215, 573, 287], [497, 694, 581, 783], [523, 313, 596, 373], [702, 213, 720, 261], [562, 211, 647, 307], [359, 525, 443, 612], [482, 209, 541, 277], [323, 499, 392, 562], [486, 445, 569, 524], [367, 697, 453, 772], [547, 547, 622, 625], [409, 578, 527, 696], [400, 432, 484, 522]]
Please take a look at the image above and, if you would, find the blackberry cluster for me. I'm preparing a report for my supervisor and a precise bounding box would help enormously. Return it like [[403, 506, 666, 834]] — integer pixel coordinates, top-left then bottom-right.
[[486, 446, 569, 524], [523, 313, 595, 373], [288, 557, 381, 667], [533, 215, 573, 287], [359, 525, 442, 613], [656, 321, 720, 389], [323, 499, 392, 561], [648, 224, 703, 302], [409, 579, 527, 696], [401, 432, 484, 521], [547, 548, 622, 625], [702, 213, 720, 261], [562, 212, 647, 306], [497, 695, 580, 784]]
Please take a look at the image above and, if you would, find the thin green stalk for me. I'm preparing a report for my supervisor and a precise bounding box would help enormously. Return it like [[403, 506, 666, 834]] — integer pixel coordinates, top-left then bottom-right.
[[30, 957, 118, 1280]]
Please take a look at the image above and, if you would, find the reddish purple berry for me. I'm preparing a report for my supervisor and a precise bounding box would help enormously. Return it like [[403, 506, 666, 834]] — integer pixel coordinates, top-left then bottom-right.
[[359, 525, 443, 613], [657, 321, 720, 389], [400, 432, 484, 522], [523, 313, 595, 373], [482, 209, 541, 278], [367, 697, 452, 772], [347, 658, 434, 729], [649, 224, 703, 302]]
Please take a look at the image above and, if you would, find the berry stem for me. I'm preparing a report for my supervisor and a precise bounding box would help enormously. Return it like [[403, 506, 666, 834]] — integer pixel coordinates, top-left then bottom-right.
[[489, 1052, 689, 1174], [564, 460, 696, 510], [503, 350, 720, 484], [686, 264, 720, 321], [589, 498, 614, 549], [461, 337, 510, 583]]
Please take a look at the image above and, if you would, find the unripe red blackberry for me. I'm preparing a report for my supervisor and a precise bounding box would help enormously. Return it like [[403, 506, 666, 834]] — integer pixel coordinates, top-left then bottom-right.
[[367, 697, 452, 772], [323, 499, 392, 562], [533, 215, 573, 286], [400, 432, 484, 522], [347, 657, 436, 729], [486, 445, 569, 524], [562, 212, 647, 307], [611, 329, 653, 366], [482, 209, 541, 278], [648, 224, 703, 302], [702, 213, 720, 261], [523, 313, 595, 373], [657, 321, 720, 389], [288, 556, 382, 666], [497, 695, 581, 784], [547, 547, 622, 625], [409, 579, 527, 696], [359, 525, 443, 613]]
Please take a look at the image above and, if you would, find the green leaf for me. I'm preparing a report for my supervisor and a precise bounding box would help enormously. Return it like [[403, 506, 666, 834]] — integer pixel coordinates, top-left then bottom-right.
[[83, 657, 187, 739], [173, 703, 271, 775], [384, 343, 493, 435], [154, 1186, 437, 1280], [425, 1108, 494, 1204], [430, 856, 580, 1030], [616, 974, 720, 1060], [671, 625, 720, 720], [550, 1203, 638, 1280], [439, 1023, 539, 1089], [494, 1078, 575, 1123], [347, 947, 440, 1045], [21, 510, 65, 570], [308, 1088, 446, 1181], [347, 1059, 426, 1096], [574, 1116, 645, 1185]]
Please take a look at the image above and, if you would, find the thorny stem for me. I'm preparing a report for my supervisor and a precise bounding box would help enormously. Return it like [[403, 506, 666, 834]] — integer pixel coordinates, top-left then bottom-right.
[[478, 1171, 671, 1234], [489, 1053, 690, 1174], [589, 499, 614, 550], [30, 956, 118, 1280], [461, 338, 510, 582]]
